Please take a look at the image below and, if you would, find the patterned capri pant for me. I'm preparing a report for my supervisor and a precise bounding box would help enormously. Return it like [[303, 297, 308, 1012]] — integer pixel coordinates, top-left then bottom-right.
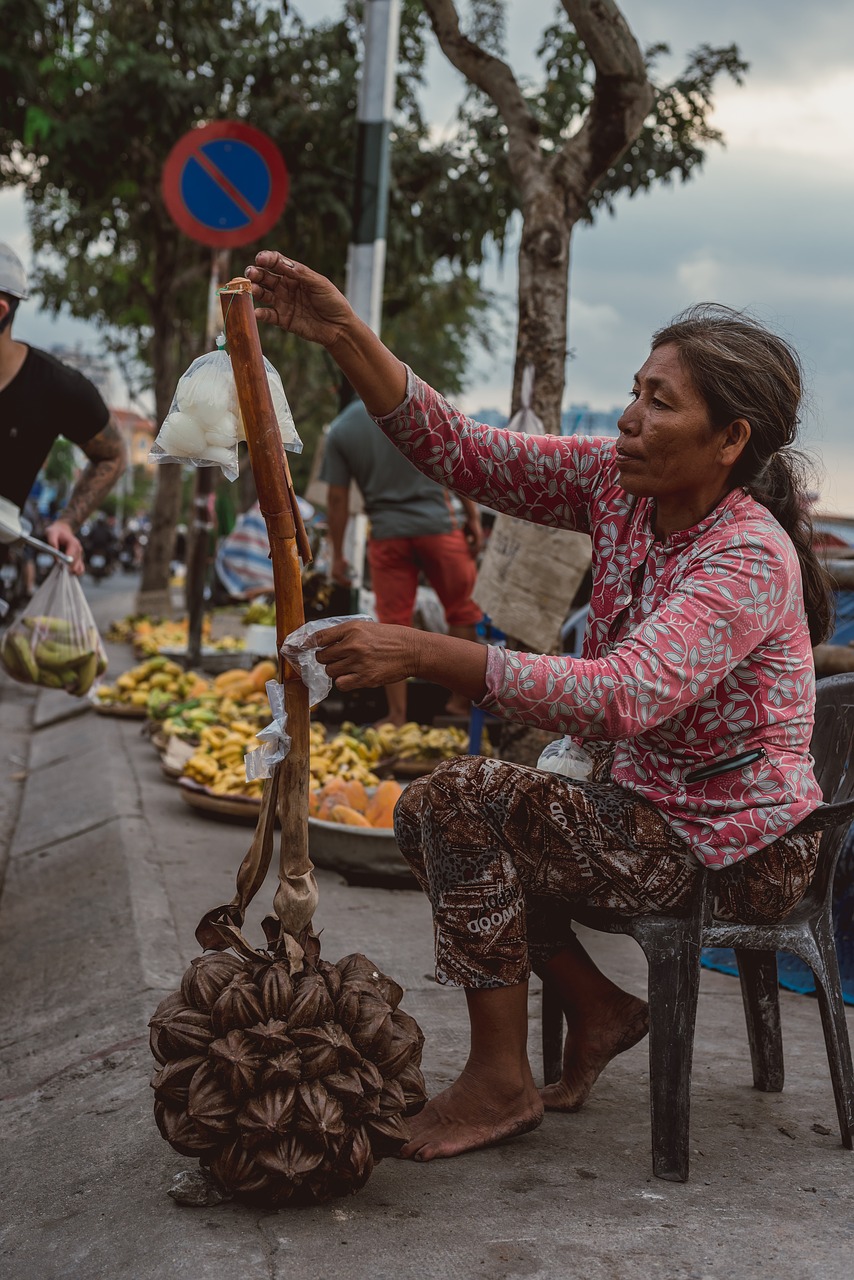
[[394, 749, 820, 989]]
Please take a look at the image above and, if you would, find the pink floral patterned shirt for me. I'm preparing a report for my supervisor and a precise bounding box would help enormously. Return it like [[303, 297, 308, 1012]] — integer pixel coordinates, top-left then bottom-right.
[[373, 371, 824, 868]]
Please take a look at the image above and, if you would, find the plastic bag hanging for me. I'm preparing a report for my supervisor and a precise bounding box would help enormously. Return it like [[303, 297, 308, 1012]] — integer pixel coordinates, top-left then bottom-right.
[[508, 364, 544, 435], [0, 563, 108, 695], [281, 616, 374, 708], [244, 680, 292, 781], [150, 342, 303, 481]]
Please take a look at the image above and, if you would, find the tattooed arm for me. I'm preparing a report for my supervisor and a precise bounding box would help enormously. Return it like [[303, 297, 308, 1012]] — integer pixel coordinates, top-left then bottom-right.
[[46, 417, 127, 574]]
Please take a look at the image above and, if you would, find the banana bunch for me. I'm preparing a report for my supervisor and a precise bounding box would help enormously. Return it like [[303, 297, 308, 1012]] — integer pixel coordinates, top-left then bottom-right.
[[309, 723, 382, 789], [161, 690, 269, 742], [183, 721, 264, 798], [132, 616, 246, 657], [242, 599, 276, 626], [1, 614, 107, 696], [94, 656, 209, 709], [388, 722, 475, 761]]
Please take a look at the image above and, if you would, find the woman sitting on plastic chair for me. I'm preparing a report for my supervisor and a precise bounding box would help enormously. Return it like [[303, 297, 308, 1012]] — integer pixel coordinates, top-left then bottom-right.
[[247, 250, 833, 1163]]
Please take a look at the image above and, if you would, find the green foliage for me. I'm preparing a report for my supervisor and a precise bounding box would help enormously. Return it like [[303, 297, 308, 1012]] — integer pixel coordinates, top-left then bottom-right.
[[0, 0, 504, 446], [454, 12, 748, 226]]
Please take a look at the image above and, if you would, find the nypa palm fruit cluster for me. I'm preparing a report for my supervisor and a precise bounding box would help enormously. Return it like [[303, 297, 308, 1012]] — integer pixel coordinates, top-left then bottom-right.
[[150, 936, 426, 1206]]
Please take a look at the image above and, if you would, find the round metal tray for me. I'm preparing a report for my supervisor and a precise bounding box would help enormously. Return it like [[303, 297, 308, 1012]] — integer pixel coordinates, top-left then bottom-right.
[[308, 814, 415, 887]]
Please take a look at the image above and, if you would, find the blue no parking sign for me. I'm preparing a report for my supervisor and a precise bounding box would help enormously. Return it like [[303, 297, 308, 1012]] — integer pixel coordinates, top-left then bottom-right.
[[161, 121, 289, 248]]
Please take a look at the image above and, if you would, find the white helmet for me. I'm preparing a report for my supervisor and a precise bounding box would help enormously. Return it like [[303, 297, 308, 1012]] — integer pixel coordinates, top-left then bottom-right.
[[0, 243, 29, 300]]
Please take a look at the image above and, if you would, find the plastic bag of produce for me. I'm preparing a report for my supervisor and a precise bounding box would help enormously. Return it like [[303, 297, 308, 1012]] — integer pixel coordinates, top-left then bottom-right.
[[281, 615, 374, 708], [536, 735, 593, 780], [150, 344, 302, 481], [0, 563, 108, 696]]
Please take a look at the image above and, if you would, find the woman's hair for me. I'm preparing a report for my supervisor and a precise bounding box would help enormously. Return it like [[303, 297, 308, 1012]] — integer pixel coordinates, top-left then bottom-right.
[[651, 304, 833, 645]]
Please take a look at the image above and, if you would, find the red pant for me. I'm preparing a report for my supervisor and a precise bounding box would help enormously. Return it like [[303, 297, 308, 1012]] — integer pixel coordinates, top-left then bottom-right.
[[367, 531, 482, 628]]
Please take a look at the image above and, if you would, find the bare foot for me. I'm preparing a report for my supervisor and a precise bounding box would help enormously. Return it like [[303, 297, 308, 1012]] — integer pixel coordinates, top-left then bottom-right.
[[540, 992, 649, 1112], [399, 1066, 544, 1161]]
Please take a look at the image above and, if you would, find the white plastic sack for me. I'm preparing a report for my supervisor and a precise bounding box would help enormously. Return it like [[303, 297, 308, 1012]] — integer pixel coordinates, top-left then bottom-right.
[[150, 345, 303, 481], [244, 680, 291, 781], [537, 736, 593, 780], [281, 615, 373, 708]]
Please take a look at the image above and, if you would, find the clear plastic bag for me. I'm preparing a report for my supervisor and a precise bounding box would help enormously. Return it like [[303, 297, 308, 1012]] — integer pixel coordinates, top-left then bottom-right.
[[281, 615, 374, 708], [150, 346, 303, 482], [244, 680, 292, 781], [0, 563, 108, 696], [536, 735, 594, 780]]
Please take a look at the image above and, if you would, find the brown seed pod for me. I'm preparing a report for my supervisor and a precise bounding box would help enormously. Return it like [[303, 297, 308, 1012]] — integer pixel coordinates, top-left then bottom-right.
[[157, 1006, 214, 1061], [255, 1134, 325, 1183], [148, 992, 189, 1063], [237, 1086, 298, 1149], [323, 1021, 361, 1069], [154, 1101, 218, 1157], [296, 1080, 346, 1141], [337, 954, 404, 1010], [186, 1062, 238, 1140], [211, 973, 265, 1036], [316, 959, 342, 1002], [289, 1024, 341, 1081], [287, 971, 334, 1029], [392, 1007, 425, 1062], [243, 1018, 293, 1054], [374, 1024, 418, 1077], [206, 1139, 274, 1198], [180, 952, 244, 1012], [258, 962, 295, 1021], [323, 1070, 366, 1115], [260, 1044, 303, 1089], [395, 1061, 428, 1115], [351, 1005, 394, 1058], [208, 1029, 267, 1098], [366, 1110, 411, 1159], [150, 1055, 206, 1108], [377, 1077, 407, 1117]]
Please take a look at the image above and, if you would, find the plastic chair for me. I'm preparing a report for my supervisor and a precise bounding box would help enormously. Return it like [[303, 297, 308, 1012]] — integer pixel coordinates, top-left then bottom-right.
[[540, 672, 854, 1182]]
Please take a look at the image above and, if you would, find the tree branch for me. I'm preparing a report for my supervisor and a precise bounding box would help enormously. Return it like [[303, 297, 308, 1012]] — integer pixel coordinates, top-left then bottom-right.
[[420, 0, 544, 193], [553, 0, 654, 198]]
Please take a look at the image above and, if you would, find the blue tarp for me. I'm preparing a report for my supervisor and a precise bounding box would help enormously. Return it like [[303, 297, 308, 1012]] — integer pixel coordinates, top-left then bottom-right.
[[701, 823, 854, 1004]]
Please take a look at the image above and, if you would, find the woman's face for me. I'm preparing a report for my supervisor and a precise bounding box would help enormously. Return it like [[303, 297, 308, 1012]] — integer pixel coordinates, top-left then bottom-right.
[[615, 343, 743, 511]]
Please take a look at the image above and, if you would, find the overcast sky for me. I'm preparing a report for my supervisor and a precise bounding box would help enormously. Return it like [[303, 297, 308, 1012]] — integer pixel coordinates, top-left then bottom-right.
[[3, 0, 852, 508]]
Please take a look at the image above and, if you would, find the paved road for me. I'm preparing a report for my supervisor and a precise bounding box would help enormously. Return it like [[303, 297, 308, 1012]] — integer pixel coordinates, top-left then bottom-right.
[[1, 574, 852, 1279]]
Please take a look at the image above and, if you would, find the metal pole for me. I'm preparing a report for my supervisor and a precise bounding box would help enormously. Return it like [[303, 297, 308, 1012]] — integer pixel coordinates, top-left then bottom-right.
[[342, 0, 400, 600], [345, 0, 401, 333], [185, 247, 231, 667]]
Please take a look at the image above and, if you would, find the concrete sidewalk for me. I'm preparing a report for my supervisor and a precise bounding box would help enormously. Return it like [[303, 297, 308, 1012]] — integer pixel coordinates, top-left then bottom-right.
[[1, 591, 853, 1279]]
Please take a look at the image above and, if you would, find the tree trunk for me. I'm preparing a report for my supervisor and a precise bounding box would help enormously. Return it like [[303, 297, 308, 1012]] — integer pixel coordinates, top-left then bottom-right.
[[512, 185, 573, 432], [137, 280, 184, 613]]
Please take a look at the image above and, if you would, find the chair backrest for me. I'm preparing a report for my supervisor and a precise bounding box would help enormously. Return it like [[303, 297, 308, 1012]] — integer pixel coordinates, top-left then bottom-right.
[[806, 672, 854, 908]]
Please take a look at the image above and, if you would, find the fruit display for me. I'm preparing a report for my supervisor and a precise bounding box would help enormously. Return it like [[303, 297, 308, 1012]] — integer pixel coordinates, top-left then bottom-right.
[[132, 617, 246, 657], [1, 612, 107, 695], [309, 779, 404, 830], [386, 721, 477, 761], [94, 657, 211, 711], [183, 720, 266, 798]]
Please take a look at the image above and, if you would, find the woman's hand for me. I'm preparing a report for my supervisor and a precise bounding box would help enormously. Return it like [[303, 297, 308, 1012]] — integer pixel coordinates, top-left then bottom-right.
[[245, 250, 408, 414], [312, 621, 423, 692], [245, 252, 354, 349]]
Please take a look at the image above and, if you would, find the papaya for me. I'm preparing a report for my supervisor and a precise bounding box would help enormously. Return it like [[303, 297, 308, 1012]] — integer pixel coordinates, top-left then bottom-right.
[[365, 779, 403, 827], [250, 659, 277, 692], [340, 778, 369, 813], [330, 804, 372, 828], [308, 789, 321, 817]]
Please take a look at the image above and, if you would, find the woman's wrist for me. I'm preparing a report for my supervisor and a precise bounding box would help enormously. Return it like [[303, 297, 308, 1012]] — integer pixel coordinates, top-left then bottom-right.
[[325, 320, 408, 415]]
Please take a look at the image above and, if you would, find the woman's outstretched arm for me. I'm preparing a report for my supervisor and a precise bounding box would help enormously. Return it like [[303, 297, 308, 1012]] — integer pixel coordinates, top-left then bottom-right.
[[246, 252, 407, 414]]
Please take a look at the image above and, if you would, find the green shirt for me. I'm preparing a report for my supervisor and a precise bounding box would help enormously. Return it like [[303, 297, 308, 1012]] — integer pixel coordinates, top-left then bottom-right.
[[320, 399, 460, 541]]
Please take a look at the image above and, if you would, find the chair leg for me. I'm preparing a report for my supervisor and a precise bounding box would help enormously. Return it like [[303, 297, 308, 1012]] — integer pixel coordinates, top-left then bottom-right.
[[807, 919, 854, 1149], [640, 924, 702, 1182], [540, 977, 565, 1086], [735, 948, 784, 1092]]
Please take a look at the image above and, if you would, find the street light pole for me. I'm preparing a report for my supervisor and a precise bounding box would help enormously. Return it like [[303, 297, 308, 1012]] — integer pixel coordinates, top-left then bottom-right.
[[342, 0, 400, 599]]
